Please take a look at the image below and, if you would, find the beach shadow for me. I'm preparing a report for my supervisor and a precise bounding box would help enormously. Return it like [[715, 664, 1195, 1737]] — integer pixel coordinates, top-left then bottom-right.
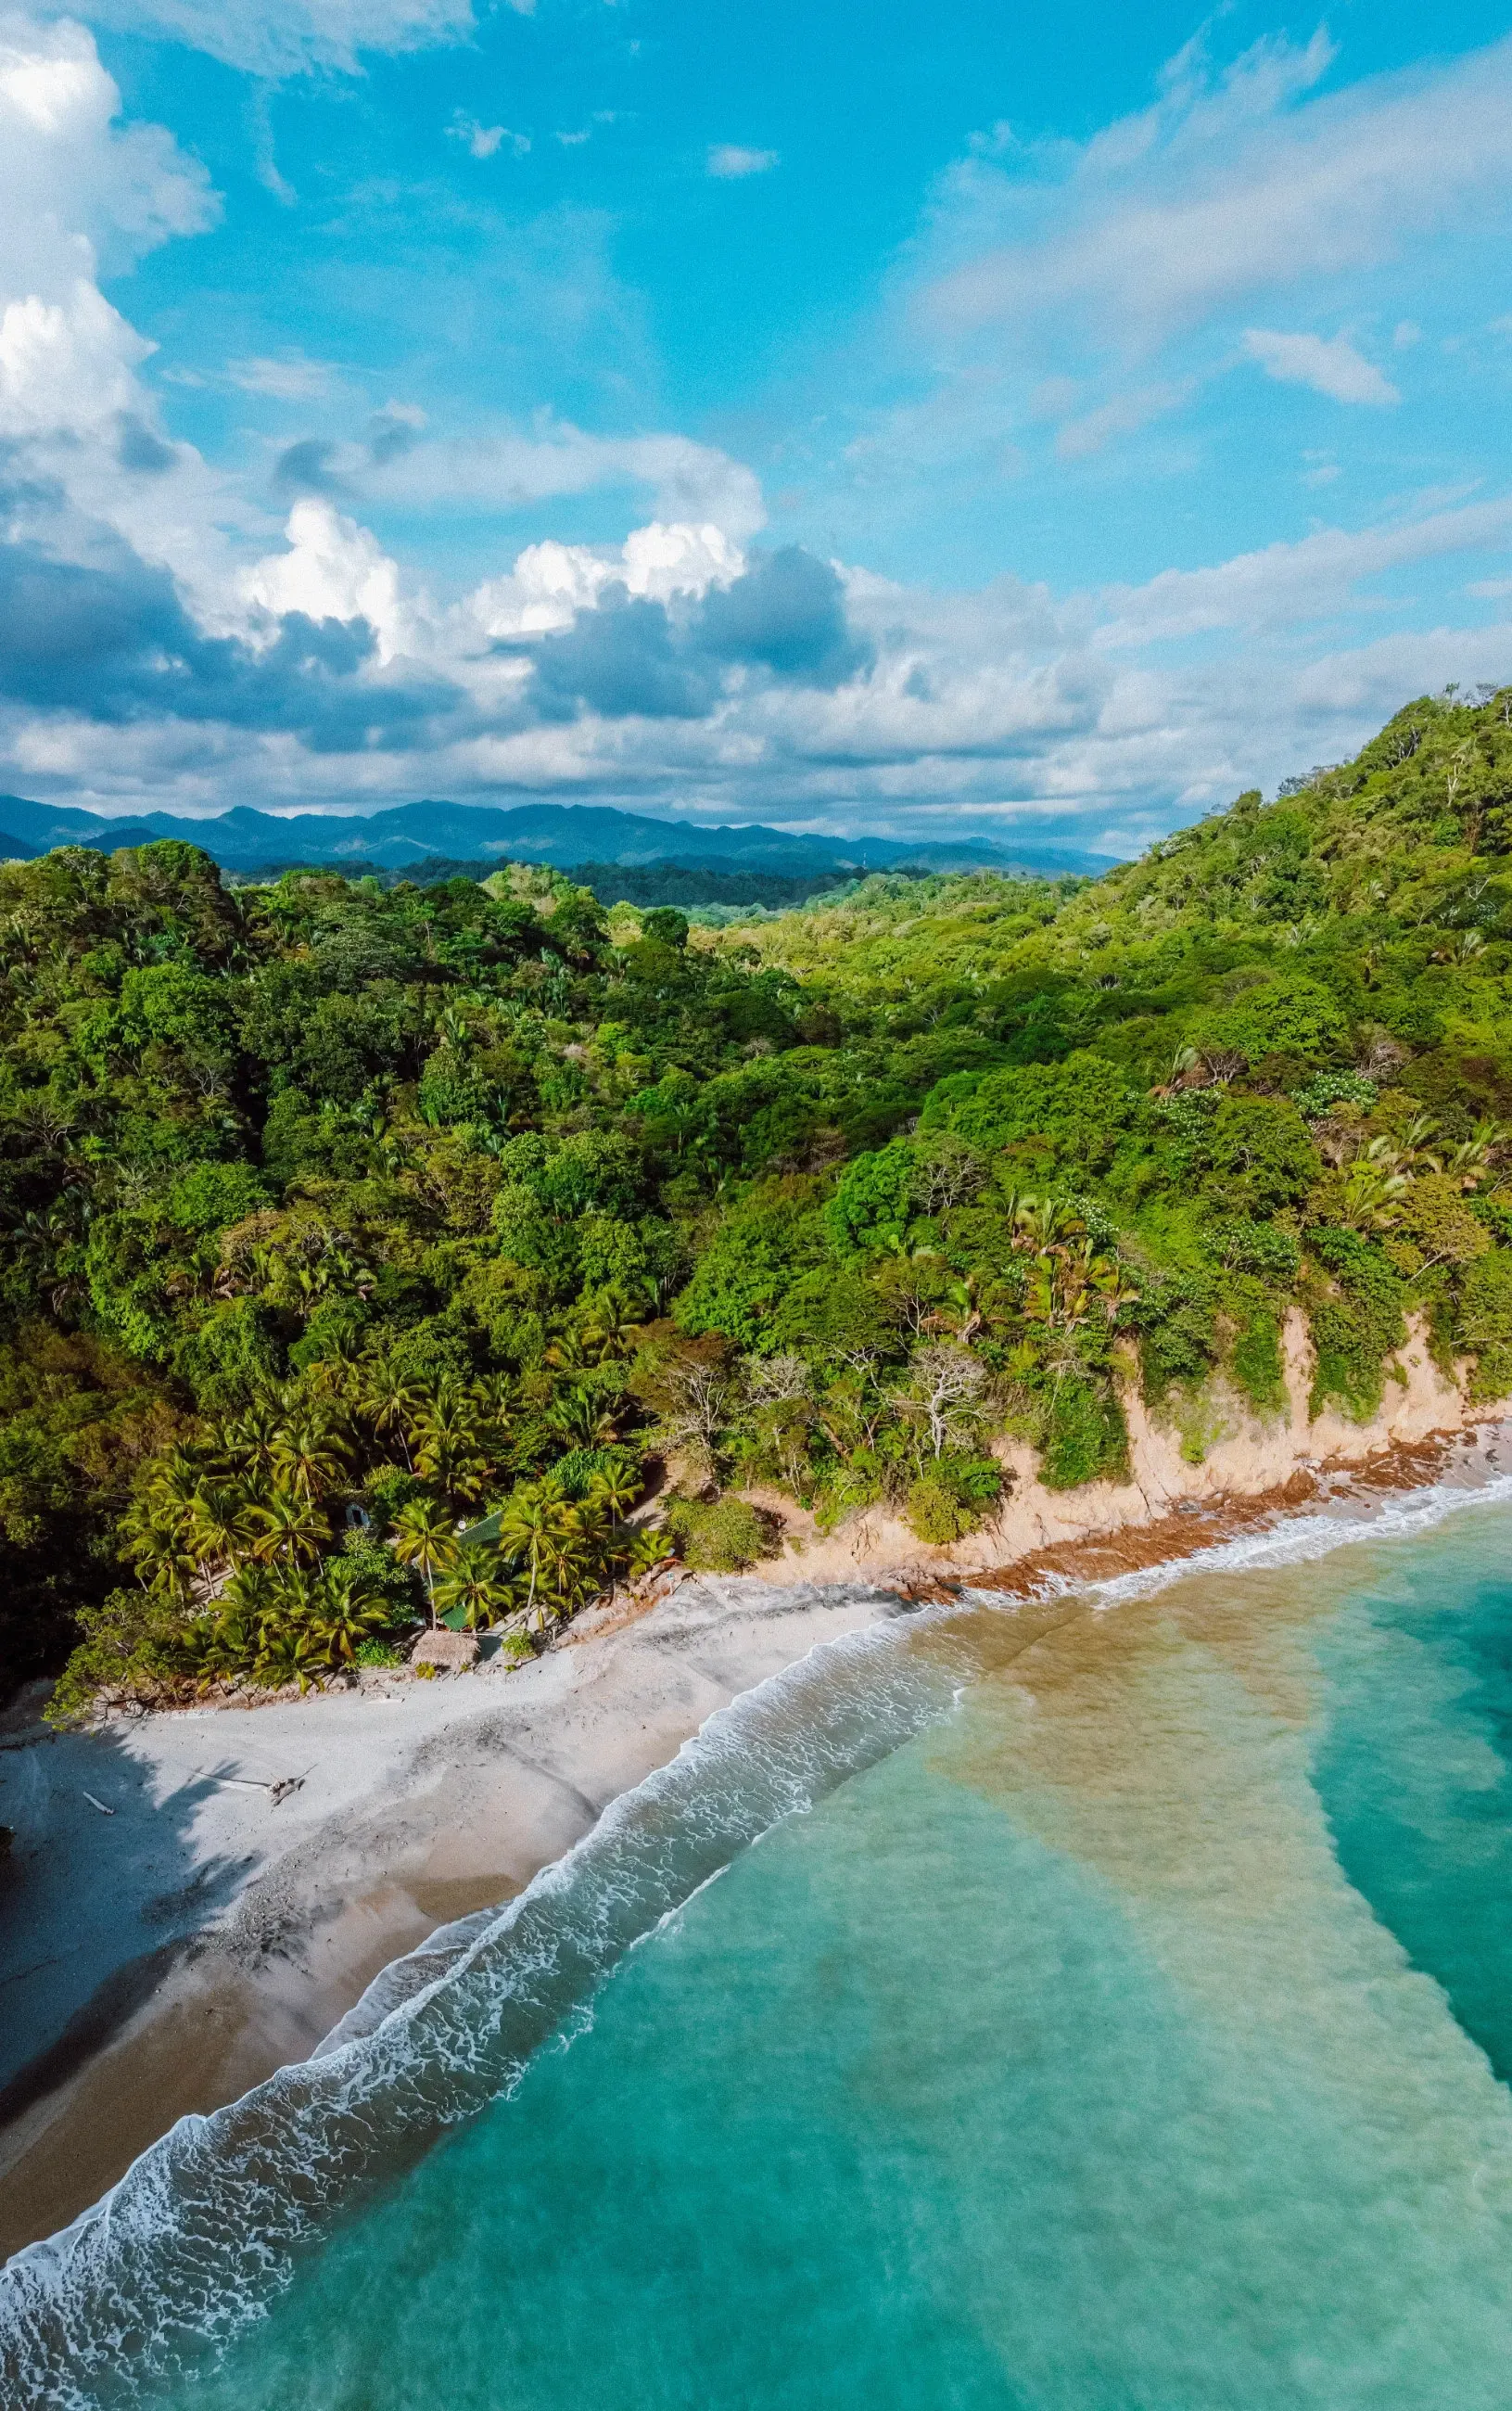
[[0, 1724, 259, 2120]]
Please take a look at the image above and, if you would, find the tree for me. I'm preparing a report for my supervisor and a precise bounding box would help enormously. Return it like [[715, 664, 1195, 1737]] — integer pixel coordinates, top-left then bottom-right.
[[390, 1495, 457, 1623], [896, 1344, 988, 1461], [248, 1487, 331, 1565], [411, 1389, 490, 1503], [495, 1479, 598, 1623], [270, 1409, 349, 1501], [356, 1357, 424, 1470], [632, 1336, 738, 1486], [432, 1540, 515, 1630]]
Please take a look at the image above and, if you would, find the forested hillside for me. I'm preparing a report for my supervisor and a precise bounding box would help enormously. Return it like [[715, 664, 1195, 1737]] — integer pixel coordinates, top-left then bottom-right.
[[6, 686, 1512, 1715]]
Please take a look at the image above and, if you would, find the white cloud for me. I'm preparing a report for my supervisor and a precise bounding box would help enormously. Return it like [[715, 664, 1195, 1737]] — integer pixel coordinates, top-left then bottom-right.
[[1242, 328, 1398, 406], [0, 11, 1507, 859], [0, 14, 216, 451], [1098, 494, 1512, 645], [1055, 381, 1190, 459], [80, 0, 474, 78], [224, 351, 340, 400], [465, 519, 746, 639], [362, 421, 768, 540], [707, 144, 779, 180], [242, 498, 410, 657], [925, 32, 1512, 350], [449, 114, 528, 160], [0, 13, 217, 291]]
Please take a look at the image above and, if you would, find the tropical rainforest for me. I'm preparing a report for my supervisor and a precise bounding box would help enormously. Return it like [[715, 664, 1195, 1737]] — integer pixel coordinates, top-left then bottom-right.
[[6, 685, 1512, 1718]]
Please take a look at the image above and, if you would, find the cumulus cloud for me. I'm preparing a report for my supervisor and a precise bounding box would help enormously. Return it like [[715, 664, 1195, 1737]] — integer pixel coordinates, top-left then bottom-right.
[[707, 145, 779, 179], [0, 529, 457, 746], [1241, 328, 1398, 406], [0, 11, 217, 455], [698, 548, 871, 685], [80, 0, 474, 78], [521, 547, 873, 723], [467, 520, 746, 639], [0, 13, 218, 289], [0, 10, 235, 606], [243, 499, 411, 660]]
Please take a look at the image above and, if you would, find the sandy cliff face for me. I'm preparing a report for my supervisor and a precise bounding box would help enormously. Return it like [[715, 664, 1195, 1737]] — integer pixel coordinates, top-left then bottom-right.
[[752, 1310, 1496, 1588]]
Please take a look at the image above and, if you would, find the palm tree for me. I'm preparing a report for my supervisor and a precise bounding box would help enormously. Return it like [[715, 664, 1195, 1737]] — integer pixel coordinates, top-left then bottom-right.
[[248, 1487, 331, 1565], [221, 1399, 281, 1487], [410, 1383, 497, 1502], [357, 1358, 424, 1471], [1088, 1252, 1141, 1326], [1448, 1117, 1510, 1190], [432, 1540, 515, 1630], [390, 1495, 458, 1624], [496, 1478, 596, 1623], [1341, 1144, 1412, 1231], [309, 1561, 391, 1665], [547, 1385, 621, 1450], [120, 1494, 198, 1601], [271, 1410, 349, 1501], [582, 1460, 641, 1520], [1012, 1196, 1086, 1258], [147, 1448, 207, 1529], [186, 1482, 250, 1589]]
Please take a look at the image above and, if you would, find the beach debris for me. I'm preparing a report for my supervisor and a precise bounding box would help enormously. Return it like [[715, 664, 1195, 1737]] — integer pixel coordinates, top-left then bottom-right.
[[81, 1790, 115, 1816], [270, 1775, 305, 1805]]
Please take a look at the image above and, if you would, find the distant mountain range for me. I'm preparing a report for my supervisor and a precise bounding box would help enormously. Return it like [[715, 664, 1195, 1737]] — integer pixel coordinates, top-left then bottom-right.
[[0, 796, 1118, 882]]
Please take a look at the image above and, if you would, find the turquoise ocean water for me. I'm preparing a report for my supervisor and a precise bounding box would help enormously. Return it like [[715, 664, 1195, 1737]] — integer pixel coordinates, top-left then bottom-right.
[[8, 1482, 1512, 2408]]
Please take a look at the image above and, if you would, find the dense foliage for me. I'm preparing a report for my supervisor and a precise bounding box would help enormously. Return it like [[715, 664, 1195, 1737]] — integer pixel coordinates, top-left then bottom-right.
[[7, 684, 1512, 1715], [255, 857, 877, 915]]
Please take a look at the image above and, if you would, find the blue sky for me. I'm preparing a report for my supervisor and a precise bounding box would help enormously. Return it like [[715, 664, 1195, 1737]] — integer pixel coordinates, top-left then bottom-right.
[[3, 0, 1512, 850]]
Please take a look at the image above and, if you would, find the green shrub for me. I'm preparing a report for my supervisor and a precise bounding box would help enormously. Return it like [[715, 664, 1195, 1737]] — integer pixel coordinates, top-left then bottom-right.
[[1207, 1219, 1301, 1284], [45, 1588, 187, 1726], [905, 1478, 972, 1542], [1040, 1380, 1129, 1490], [1291, 1071, 1377, 1119], [1458, 1250, 1512, 1400], [354, 1638, 402, 1667], [1138, 1291, 1216, 1401], [903, 1451, 1002, 1543], [1166, 1384, 1235, 1465], [663, 1494, 776, 1573], [1307, 1238, 1407, 1421], [1229, 1309, 1289, 1416]]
